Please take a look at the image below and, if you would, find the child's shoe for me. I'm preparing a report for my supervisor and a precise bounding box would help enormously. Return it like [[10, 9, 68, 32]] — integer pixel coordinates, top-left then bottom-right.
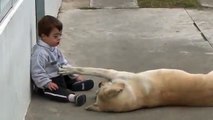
[[72, 79, 94, 91], [74, 94, 86, 106]]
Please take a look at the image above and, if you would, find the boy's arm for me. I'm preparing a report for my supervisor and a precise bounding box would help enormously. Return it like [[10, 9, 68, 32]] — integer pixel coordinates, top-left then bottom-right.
[[58, 49, 69, 66], [31, 54, 51, 89]]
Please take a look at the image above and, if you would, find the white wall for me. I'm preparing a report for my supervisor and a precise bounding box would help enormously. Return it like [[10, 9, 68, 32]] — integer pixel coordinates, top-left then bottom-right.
[[0, 0, 36, 120], [45, 0, 62, 17], [0, 0, 62, 119]]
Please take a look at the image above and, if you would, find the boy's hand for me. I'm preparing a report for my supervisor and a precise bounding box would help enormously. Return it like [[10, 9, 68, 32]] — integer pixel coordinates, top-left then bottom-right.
[[75, 75, 84, 81], [47, 82, 59, 91], [72, 74, 84, 81]]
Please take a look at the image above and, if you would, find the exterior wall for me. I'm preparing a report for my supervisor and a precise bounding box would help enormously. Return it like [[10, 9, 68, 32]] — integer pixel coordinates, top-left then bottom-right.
[[0, 0, 36, 120], [45, 0, 62, 17], [0, 0, 62, 119]]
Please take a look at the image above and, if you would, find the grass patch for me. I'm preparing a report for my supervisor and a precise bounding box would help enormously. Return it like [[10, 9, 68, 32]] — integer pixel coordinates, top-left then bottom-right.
[[137, 0, 201, 8]]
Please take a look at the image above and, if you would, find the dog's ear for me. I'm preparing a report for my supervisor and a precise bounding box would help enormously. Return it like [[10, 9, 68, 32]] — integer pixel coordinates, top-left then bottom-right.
[[103, 83, 125, 98], [98, 81, 108, 88]]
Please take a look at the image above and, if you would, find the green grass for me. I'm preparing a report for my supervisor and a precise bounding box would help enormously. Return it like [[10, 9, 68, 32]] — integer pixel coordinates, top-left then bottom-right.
[[137, 0, 201, 8]]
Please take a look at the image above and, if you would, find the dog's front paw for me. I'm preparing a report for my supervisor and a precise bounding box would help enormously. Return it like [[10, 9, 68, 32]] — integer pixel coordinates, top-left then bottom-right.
[[58, 67, 68, 75], [85, 104, 101, 112], [58, 65, 73, 75]]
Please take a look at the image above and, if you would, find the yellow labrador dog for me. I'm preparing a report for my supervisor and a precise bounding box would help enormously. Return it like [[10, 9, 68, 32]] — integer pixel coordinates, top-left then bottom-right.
[[59, 66, 213, 112]]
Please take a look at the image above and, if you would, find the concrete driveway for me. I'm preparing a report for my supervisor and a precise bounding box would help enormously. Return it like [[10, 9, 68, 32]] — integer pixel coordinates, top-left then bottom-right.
[[26, 0, 213, 120]]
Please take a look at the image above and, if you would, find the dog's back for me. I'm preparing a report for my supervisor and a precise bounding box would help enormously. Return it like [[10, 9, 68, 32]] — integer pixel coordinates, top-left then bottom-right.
[[137, 69, 213, 106]]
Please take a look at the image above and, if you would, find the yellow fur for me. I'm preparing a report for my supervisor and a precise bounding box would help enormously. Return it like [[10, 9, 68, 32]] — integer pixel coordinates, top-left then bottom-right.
[[59, 66, 213, 112]]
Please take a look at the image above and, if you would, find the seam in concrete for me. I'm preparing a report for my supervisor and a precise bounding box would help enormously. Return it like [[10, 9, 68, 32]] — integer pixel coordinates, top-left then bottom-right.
[[192, 23, 208, 41], [185, 9, 213, 48], [89, 0, 92, 8]]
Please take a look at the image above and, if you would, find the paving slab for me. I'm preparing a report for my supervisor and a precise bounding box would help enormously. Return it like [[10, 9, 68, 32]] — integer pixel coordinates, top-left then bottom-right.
[[187, 9, 213, 46], [90, 0, 138, 8], [58, 9, 213, 73], [199, 0, 213, 8], [26, 8, 213, 120]]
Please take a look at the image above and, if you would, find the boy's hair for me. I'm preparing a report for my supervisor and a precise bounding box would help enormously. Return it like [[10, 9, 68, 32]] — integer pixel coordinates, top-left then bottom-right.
[[38, 15, 63, 37]]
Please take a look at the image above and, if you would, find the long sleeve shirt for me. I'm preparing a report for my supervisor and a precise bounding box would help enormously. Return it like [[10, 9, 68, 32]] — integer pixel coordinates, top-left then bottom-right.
[[31, 40, 69, 89]]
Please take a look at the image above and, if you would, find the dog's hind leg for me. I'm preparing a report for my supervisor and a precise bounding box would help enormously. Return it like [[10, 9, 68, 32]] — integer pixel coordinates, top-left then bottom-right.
[[59, 66, 119, 80]]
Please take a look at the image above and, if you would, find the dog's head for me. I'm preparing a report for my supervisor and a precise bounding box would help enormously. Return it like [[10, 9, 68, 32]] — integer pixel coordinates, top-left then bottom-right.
[[86, 81, 125, 112], [98, 81, 125, 101]]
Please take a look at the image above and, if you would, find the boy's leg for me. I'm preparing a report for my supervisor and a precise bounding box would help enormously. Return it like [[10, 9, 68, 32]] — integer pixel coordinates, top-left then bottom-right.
[[64, 75, 77, 88], [43, 76, 86, 106], [43, 87, 86, 106], [43, 87, 71, 102], [64, 75, 94, 91]]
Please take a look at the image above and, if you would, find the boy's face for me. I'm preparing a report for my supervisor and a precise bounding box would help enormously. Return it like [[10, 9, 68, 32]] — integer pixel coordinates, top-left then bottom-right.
[[42, 27, 62, 47]]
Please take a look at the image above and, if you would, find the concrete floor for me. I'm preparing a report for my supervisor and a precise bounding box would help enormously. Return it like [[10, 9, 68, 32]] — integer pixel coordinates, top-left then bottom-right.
[[26, 0, 213, 120]]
